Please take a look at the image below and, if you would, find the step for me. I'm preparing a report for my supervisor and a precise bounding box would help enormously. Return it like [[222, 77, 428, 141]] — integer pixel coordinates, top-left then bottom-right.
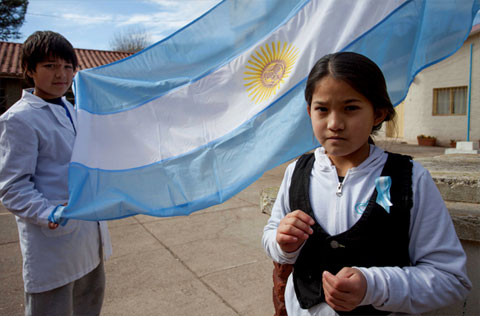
[[415, 154, 480, 204]]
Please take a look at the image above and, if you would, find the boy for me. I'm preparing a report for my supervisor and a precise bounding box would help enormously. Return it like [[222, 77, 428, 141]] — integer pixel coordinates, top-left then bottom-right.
[[0, 31, 112, 316]]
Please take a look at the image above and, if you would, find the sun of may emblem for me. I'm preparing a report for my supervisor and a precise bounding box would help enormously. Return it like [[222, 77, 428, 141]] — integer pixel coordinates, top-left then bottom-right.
[[244, 41, 299, 104]]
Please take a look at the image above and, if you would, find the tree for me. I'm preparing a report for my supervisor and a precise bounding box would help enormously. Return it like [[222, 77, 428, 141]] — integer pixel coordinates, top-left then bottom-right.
[[109, 26, 152, 53], [0, 0, 28, 41]]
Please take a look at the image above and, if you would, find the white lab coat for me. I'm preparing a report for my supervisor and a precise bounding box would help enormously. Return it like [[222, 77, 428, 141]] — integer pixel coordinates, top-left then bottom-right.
[[0, 90, 112, 293]]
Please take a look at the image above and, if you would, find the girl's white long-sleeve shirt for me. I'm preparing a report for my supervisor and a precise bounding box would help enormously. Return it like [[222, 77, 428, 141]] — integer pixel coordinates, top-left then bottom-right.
[[262, 145, 471, 316]]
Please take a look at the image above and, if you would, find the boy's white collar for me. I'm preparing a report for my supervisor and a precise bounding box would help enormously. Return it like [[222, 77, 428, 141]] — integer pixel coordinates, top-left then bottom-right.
[[23, 89, 67, 108]]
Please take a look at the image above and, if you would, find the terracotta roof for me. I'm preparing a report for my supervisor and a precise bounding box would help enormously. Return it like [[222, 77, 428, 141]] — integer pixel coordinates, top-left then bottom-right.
[[0, 41, 133, 78], [0, 42, 23, 77]]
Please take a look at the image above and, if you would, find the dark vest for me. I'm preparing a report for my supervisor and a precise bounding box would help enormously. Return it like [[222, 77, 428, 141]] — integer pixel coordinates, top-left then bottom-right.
[[289, 152, 413, 315]]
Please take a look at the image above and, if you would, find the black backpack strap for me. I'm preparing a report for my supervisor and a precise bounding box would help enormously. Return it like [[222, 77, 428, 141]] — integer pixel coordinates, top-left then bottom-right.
[[381, 152, 413, 213], [288, 153, 315, 216]]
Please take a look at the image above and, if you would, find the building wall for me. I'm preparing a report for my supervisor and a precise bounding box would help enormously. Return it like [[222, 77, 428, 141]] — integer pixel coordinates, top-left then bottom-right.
[[6, 79, 24, 109], [386, 101, 404, 138], [0, 78, 24, 115], [403, 32, 480, 146]]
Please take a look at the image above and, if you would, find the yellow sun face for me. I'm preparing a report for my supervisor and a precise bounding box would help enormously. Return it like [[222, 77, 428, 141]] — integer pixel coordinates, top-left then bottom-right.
[[244, 41, 299, 104]]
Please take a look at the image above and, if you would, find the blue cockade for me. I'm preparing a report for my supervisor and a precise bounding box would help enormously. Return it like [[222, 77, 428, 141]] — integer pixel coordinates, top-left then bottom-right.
[[375, 176, 393, 213]]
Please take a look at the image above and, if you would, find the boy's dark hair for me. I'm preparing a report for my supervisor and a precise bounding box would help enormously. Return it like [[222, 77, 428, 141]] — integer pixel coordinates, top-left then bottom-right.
[[304, 52, 395, 132], [22, 31, 78, 85]]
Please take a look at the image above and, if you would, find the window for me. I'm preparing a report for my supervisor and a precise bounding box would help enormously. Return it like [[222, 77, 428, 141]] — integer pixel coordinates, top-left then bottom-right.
[[433, 86, 467, 115]]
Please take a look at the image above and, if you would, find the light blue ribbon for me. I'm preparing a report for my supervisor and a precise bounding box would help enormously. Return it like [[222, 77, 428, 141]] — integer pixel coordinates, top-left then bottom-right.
[[375, 176, 393, 213]]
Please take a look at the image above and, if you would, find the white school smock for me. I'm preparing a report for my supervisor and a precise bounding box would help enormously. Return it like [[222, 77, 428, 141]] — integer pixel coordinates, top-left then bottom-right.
[[0, 90, 112, 293], [262, 145, 471, 316]]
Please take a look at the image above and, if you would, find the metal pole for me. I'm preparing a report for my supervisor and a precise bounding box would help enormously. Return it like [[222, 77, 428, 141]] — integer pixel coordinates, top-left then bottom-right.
[[467, 43, 473, 141]]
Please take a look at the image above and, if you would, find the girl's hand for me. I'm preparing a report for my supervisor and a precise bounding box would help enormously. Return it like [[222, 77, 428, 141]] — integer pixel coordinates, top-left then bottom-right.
[[276, 210, 314, 253], [322, 268, 367, 311]]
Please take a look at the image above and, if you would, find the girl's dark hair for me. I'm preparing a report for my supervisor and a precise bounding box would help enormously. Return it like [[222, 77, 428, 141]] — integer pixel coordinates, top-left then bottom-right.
[[22, 31, 78, 85], [304, 52, 395, 132]]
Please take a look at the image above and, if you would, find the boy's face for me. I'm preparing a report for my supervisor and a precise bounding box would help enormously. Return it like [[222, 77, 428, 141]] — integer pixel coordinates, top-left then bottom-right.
[[27, 56, 75, 100]]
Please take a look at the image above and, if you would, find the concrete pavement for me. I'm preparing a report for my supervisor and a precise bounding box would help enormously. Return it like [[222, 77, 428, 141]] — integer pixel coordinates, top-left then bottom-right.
[[0, 139, 446, 316]]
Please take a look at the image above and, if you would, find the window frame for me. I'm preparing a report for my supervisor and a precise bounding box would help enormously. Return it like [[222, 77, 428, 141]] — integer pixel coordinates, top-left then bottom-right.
[[432, 86, 468, 116]]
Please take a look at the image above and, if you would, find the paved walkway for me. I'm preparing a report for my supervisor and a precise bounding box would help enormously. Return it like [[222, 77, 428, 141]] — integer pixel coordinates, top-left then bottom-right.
[[0, 139, 446, 316]]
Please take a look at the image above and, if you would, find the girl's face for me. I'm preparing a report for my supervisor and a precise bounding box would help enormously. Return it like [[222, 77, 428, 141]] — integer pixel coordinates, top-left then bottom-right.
[[307, 75, 386, 166]]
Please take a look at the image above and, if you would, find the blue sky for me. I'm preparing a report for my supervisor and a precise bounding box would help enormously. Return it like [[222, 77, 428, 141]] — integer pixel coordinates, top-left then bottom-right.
[[15, 1, 480, 52], [17, 0, 221, 51]]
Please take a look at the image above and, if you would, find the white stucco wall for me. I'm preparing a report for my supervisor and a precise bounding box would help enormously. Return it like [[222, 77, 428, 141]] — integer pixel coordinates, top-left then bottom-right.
[[402, 32, 480, 146]]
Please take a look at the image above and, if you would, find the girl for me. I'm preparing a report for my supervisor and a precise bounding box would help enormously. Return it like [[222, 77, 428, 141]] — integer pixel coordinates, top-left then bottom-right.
[[262, 52, 471, 315]]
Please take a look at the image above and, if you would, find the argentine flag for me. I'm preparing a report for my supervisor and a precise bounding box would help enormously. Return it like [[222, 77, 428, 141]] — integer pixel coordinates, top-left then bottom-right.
[[51, 0, 480, 222]]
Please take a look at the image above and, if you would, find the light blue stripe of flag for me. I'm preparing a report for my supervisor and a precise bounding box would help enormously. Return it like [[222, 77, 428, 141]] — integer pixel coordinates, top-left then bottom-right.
[[56, 0, 480, 222], [346, 0, 480, 104]]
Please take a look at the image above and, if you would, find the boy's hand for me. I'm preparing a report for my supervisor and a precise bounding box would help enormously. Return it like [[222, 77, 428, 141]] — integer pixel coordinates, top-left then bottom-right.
[[48, 202, 67, 229], [276, 210, 314, 253], [322, 268, 367, 311], [48, 221, 59, 230]]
